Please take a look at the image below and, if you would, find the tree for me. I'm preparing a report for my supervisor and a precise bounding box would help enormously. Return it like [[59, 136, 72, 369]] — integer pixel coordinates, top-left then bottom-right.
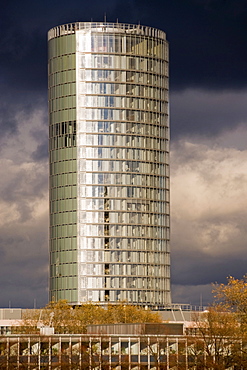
[[18, 300, 77, 334], [212, 275, 247, 368], [190, 306, 240, 369], [20, 300, 161, 334], [213, 275, 247, 331], [187, 275, 247, 369], [97, 302, 161, 324]]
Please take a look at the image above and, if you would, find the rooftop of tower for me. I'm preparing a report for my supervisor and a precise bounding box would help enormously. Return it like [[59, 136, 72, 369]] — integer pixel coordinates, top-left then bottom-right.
[[48, 21, 166, 41]]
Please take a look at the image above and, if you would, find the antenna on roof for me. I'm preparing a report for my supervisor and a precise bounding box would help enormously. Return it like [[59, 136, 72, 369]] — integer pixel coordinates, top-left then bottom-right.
[[116, 18, 119, 23], [104, 13, 107, 23]]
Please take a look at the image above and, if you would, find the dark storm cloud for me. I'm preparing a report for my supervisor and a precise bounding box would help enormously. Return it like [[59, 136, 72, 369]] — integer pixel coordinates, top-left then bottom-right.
[[0, 0, 120, 94], [0, 102, 18, 137], [170, 138, 247, 304], [172, 283, 214, 307], [170, 90, 247, 139], [0, 93, 47, 154], [1, 0, 246, 144], [1, 0, 247, 97], [31, 142, 48, 161], [0, 151, 48, 304], [29, 111, 48, 161], [0, 225, 48, 308], [171, 251, 247, 286], [0, 0, 121, 142], [132, 0, 247, 90], [171, 247, 247, 305], [0, 162, 48, 220], [0, 100, 48, 308], [0, 168, 48, 307]]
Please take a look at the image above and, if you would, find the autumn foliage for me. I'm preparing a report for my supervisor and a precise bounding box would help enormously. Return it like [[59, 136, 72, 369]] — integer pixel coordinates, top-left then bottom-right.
[[20, 300, 161, 334], [187, 275, 247, 369]]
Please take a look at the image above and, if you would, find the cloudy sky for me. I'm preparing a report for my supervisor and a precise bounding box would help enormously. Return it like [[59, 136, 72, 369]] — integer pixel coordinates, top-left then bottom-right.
[[0, 0, 247, 308]]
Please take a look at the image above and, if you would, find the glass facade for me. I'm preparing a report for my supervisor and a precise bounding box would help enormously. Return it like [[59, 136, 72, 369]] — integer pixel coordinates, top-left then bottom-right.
[[48, 22, 171, 307]]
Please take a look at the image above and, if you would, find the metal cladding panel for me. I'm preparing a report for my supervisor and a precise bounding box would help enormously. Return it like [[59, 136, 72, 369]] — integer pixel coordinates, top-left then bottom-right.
[[87, 323, 184, 335]]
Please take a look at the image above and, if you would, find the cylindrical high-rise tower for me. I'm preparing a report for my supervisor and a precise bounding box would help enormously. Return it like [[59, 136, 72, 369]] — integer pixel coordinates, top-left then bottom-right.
[[48, 22, 171, 307]]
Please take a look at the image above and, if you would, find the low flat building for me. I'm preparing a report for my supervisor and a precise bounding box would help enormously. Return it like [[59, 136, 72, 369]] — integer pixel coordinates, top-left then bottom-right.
[[0, 332, 238, 369]]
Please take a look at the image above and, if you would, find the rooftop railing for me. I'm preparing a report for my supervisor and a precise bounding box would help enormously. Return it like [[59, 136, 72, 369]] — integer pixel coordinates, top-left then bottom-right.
[[48, 22, 166, 41]]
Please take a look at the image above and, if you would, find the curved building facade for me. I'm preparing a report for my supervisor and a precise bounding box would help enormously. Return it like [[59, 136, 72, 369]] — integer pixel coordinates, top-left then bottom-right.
[[48, 22, 171, 307]]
